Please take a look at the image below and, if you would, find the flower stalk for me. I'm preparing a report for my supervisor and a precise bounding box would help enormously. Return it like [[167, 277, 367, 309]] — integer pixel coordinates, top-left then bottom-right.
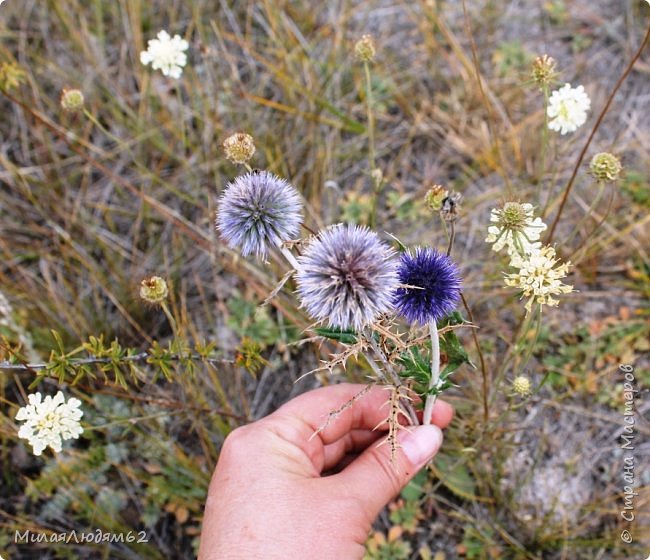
[[423, 319, 440, 425], [280, 246, 300, 271]]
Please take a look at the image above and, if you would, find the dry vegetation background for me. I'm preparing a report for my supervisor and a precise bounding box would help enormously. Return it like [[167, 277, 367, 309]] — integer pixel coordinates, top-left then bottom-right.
[[0, 0, 649, 559]]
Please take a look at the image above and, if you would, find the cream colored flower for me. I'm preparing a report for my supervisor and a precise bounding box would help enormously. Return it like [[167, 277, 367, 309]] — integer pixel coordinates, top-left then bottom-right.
[[16, 392, 84, 456], [486, 202, 547, 257], [140, 30, 188, 79], [505, 246, 573, 314], [547, 83, 590, 134], [512, 375, 532, 397]]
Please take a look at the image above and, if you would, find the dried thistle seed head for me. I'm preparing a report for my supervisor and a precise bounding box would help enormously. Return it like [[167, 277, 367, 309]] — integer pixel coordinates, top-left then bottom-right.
[[394, 247, 462, 325], [589, 152, 622, 182], [139, 276, 169, 304], [60, 88, 85, 112], [512, 375, 532, 397], [440, 192, 462, 223], [424, 185, 449, 212], [296, 224, 399, 331], [531, 54, 557, 88], [354, 34, 376, 62], [216, 171, 303, 258], [223, 132, 256, 165]]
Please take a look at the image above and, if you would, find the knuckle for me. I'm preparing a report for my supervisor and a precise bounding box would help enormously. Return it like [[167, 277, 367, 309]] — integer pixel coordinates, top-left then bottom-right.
[[220, 424, 255, 458]]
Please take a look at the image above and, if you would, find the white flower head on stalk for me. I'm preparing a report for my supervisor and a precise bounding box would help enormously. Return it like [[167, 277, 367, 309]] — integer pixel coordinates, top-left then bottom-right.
[[547, 83, 590, 135], [486, 202, 547, 257], [16, 391, 84, 456], [505, 246, 573, 314], [140, 30, 188, 79]]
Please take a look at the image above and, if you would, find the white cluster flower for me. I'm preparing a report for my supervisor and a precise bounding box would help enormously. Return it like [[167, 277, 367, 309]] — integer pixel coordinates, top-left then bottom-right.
[[505, 246, 573, 314], [16, 391, 84, 456], [486, 202, 546, 258], [487, 201, 572, 313], [547, 83, 590, 135], [140, 30, 188, 79]]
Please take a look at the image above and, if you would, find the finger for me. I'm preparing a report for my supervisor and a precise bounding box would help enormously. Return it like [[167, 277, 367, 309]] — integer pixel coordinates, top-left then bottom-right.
[[330, 424, 443, 523], [422, 399, 454, 429], [273, 383, 452, 446], [322, 429, 384, 471]]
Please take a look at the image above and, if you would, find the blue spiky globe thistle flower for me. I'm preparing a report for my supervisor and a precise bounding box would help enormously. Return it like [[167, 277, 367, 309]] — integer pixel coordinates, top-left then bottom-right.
[[394, 248, 461, 325], [216, 171, 303, 258], [296, 224, 399, 331]]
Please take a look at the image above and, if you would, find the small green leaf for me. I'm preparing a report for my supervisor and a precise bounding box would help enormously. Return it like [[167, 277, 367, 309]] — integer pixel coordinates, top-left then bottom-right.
[[439, 312, 472, 376], [385, 232, 409, 253], [313, 327, 357, 344], [432, 454, 477, 499], [400, 468, 427, 501]]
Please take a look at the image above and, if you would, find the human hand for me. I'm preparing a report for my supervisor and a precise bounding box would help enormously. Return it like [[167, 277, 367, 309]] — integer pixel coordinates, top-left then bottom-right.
[[198, 383, 454, 560]]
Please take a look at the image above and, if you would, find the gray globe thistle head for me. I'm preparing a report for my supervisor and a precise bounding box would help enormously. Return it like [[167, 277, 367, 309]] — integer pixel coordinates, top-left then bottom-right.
[[296, 224, 399, 331], [216, 171, 303, 258]]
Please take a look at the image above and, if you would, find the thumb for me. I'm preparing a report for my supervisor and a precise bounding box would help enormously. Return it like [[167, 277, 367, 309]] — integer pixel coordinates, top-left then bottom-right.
[[336, 425, 443, 521]]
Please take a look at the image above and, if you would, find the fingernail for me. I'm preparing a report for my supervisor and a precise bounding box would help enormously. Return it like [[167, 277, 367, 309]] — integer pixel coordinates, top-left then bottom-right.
[[400, 425, 443, 466]]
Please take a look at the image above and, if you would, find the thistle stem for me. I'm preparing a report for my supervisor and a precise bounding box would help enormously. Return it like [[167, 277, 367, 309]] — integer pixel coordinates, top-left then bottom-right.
[[364, 353, 389, 385], [280, 246, 300, 271], [423, 319, 440, 425], [366, 334, 419, 426]]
